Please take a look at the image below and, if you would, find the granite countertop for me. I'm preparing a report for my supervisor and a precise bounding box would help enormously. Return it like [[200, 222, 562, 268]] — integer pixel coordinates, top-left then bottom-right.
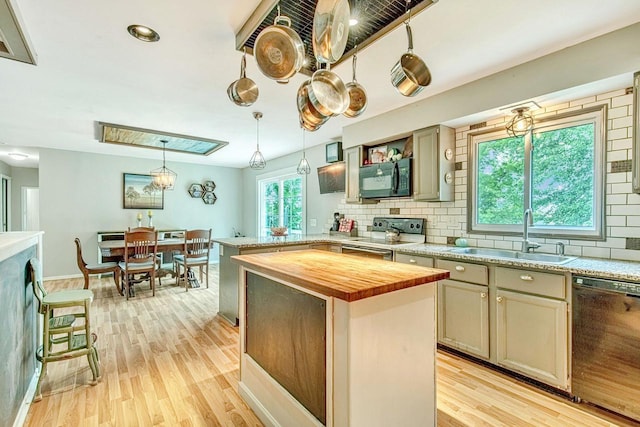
[[397, 244, 640, 282], [212, 234, 350, 248], [212, 234, 640, 283], [231, 249, 449, 301]]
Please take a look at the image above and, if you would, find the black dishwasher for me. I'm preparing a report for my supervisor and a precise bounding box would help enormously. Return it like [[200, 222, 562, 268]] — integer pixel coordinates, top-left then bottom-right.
[[572, 276, 640, 422]]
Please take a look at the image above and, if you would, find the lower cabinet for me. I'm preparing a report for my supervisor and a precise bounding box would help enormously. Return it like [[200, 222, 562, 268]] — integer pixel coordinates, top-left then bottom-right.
[[438, 279, 489, 359], [495, 288, 568, 389], [395, 253, 434, 267]]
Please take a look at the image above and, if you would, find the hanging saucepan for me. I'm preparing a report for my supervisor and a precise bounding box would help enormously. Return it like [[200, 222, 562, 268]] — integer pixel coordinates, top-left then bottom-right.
[[312, 0, 350, 63], [227, 50, 259, 106], [254, 14, 305, 81], [297, 80, 330, 127], [309, 64, 349, 116], [343, 52, 367, 118], [390, 22, 431, 97]]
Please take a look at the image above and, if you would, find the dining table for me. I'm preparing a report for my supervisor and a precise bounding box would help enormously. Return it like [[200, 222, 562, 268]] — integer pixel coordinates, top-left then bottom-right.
[[98, 237, 186, 258]]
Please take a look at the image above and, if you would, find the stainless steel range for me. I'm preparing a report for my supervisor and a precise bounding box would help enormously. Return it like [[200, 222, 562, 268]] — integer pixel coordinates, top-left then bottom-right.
[[341, 217, 425, 260]]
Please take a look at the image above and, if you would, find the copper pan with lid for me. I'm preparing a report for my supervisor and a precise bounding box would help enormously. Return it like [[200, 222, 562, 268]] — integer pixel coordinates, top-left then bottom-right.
[[312, 0, 350, 64], [254, 13, 305, 81]]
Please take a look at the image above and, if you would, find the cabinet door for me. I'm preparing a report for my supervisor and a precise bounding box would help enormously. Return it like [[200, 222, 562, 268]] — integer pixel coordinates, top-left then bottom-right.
[[495, 289, 568, 389], [413, 125, 454, 201], [438, 279, 489, 359]]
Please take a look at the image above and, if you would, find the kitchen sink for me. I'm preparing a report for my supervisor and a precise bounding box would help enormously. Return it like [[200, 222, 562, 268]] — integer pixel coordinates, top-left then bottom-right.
[[449, 247, 576, 264]]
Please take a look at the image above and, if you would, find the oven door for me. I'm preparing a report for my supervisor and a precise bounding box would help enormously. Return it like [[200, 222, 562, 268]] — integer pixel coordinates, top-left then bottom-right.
[[341, 245, 393, 260]]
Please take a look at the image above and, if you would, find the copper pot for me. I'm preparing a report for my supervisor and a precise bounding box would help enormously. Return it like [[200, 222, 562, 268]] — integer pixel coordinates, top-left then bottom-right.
[[254, 15, 305, 81], [390, 23, 431, 97], [227, 51, 259, 107], [309, 67, 349, 116], [343, 53, 367, 118], [312, 0, 350, 64], [297, 80, 329, 126]]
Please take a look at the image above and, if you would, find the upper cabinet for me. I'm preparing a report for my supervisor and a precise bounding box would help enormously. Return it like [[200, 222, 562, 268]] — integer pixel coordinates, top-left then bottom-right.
[[412, 125, 455, 201]]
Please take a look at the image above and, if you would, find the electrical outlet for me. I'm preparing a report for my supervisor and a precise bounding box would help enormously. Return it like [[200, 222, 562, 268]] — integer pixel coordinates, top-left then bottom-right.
[[447, 236, 456, 245], [309, 218, 317, 227], [390, 208, 400, 215]]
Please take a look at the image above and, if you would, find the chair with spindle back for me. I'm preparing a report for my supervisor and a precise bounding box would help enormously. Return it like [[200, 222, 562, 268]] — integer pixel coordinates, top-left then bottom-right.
[[119, 229, 159, 299], [173, 229, 212, 291]]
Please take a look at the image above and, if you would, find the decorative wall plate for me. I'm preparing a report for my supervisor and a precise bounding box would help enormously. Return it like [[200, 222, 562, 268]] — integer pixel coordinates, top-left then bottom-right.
[[188, 183, 203, 198], [202, 191, 217, 205], [203, 180, 216, 192]]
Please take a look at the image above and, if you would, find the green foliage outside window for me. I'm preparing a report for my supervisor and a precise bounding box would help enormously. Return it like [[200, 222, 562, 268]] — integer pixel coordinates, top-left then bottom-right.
[[477, 136, 524, 225], [532, 124, 594, 227], [260, 174, 304, 235], [476, 123, 595, 228]]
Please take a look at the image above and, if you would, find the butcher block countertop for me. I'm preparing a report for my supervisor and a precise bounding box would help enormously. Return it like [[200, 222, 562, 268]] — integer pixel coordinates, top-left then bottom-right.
[[231, 249, 449, 302]]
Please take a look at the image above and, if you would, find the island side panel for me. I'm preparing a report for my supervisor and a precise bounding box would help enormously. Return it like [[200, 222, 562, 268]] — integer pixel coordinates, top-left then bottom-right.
[[0, 244, 38, 427], [238, 267, 332, 427], [333, 283, 437, 427], [245, 272, 327, 424]]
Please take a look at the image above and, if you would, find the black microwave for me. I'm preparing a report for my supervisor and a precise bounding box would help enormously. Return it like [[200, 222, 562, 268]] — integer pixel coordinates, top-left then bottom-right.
[[359, 158, 412, 199]]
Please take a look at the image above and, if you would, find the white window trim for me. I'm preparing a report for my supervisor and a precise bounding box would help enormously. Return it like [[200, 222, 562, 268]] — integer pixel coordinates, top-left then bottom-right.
[[467, 104, 606, 240], [256, 167, 306, 237]]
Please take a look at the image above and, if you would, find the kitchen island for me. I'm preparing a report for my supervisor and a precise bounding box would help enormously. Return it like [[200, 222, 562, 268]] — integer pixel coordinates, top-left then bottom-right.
[[232, 249, 449, 427]]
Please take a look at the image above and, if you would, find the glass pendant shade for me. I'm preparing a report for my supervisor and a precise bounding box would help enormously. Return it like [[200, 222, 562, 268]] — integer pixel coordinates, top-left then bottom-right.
[[250, 112, 266, 169], [297, 129, 311, 175], [506, 107, 534, 137], [151, 140, 177, 190]]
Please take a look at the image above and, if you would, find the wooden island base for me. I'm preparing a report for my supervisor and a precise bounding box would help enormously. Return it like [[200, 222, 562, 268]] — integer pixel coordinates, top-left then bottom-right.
[[232, 250, 449, 427]]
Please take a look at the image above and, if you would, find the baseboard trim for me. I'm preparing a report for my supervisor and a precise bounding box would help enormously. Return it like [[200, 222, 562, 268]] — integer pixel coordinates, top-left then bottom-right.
[[12, 368, 39, 427]]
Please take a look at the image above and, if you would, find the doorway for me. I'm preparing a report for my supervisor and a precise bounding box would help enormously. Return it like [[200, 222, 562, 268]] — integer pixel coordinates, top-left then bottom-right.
[[22, 187, 39, 231]]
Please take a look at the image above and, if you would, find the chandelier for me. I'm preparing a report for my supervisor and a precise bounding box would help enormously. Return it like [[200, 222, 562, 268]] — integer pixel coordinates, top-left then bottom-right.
[[249, 112, 266, 169], [150, 140, 177, 190]]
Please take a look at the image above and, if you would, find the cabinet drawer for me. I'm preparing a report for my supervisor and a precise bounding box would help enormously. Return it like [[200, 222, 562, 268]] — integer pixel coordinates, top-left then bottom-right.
[[496, 267, 565, 299], [436, 259, 488, 285], [395, 253, 434, 267]]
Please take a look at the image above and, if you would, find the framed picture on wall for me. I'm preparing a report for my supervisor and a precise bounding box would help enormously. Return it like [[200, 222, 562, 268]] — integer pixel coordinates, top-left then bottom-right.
[[123, 173, 164, 209]]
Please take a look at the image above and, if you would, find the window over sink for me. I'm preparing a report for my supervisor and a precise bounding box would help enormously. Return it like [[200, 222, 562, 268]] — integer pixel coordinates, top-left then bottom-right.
[[468, 104, 606, 240]]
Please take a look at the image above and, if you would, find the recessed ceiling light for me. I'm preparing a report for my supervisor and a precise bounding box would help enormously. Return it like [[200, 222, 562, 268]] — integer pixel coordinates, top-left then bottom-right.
[[127, 25, 160, 42], [349, 17, 359, 26], [8, 152, 28, 160]]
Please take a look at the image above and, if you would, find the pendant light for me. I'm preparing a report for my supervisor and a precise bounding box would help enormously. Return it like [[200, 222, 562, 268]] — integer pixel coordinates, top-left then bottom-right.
[[150, 140, 177, 190], [249, 112, 266, 169], [296, 128, 311, 175], [506, 107, 534, 137]]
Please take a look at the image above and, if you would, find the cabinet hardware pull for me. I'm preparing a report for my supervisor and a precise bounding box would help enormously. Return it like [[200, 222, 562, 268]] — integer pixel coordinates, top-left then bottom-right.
[[409, 259, 417, 263], [496, 296, 503, 302], [520, 275, 533, 281], [480, 292, 487, 298], [455, 265, 465, 272]]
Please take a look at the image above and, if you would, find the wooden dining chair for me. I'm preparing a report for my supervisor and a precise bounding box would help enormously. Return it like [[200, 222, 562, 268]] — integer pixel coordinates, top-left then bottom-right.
[[75, 238, 122, 294], [173, 229, 212, 291], [119, 229, 159, 299], [29, 257, 100, 401]]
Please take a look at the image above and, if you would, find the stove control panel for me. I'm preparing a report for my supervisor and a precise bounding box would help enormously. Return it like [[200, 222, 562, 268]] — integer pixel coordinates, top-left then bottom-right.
[[371, 217, 425, 234]]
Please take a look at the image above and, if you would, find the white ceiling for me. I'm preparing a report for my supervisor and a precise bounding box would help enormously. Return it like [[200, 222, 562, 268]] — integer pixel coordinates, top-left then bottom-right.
[[1, 0, 640, 169]]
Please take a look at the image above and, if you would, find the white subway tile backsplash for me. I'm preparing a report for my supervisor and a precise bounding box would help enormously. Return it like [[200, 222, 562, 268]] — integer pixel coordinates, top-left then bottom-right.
[[337, 88, 639, 262]]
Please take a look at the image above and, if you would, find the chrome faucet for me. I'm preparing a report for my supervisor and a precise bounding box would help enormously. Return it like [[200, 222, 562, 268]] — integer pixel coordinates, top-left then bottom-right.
[[522, 209, 540, 253]]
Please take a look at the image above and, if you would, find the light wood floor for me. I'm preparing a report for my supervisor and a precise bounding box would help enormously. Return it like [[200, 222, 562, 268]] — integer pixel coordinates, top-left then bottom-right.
[[24, 268, 639, 427]]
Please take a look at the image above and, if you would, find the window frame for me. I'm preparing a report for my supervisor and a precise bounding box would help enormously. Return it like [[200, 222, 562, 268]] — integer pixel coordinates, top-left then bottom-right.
[[256, 167, 306, 237], [467, 104, 607, 240]]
